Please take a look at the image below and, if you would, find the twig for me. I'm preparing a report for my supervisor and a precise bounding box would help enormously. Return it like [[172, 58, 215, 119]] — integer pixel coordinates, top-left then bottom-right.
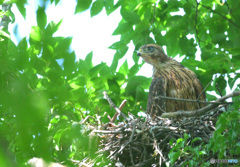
[[154, 139, 166, 163], [161, 91, 240, 118], [195, 0, 201, 45], [111, 99, 127, 122], [201, 4, 240, 29], [130, 147, 135, 166], [155, 95, 232, 105], [93, 129, 128, 134], [113, 121, 136, 157], [197, 79, 212, 101], [215, 83, 223, 97], [81, 115, 90, 124], [103, 91, 129, 121]]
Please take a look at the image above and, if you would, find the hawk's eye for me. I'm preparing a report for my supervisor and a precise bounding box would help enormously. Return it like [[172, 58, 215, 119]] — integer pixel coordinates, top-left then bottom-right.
[[147, 46, 154, 52]]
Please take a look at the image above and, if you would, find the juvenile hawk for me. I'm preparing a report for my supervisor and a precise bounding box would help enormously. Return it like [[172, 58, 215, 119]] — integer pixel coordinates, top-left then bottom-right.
[[137, 44, 206, 118]]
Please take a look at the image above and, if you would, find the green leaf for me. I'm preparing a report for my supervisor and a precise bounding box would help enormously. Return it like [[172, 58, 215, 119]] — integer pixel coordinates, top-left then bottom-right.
[[54, 128, 67, 146], [75, 0, 92, 14], [89, 63, 105, 78], [16, 0, 27, 19], [104, 0, 115, 15], [129, 63, 144, 77], [0, 29, 10, 39], [112, 23, 133, 35], [37, 6, 47, 29], [55, 37, 73, 56], [107, 79, 120, 94], [30, 26, 41, 42], [90, 0, 104, 17], [169, 151, 181, 164], [126, 76, 151, 97], [132, 51, 139, 64], [228, 47, 240, 55], [165, 29, 180, 57], [18, 37, 28, 52], [135, 86, 145, 101], [85, 51, 93, 66], [214, 75, 226, 94], [120, 8, 140, 24], [63, 52, 76, 75], [54, 0, 60, 5], [100, 64, 112, 77], [191, 137, 202, 144], [8, 40, 18, 58], [108, 41, 124, 50], [118, 60, 128, 75], [45, 20, 62, 36]]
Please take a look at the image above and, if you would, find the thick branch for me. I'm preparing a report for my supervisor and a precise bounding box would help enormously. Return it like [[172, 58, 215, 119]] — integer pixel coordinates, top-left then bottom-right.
[[161, 91, 240, 118]]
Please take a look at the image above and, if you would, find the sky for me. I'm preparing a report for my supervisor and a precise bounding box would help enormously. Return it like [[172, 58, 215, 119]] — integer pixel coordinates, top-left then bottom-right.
[[9, 0, 153, 77]]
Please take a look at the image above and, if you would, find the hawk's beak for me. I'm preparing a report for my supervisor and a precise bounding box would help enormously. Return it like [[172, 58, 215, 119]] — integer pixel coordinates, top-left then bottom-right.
[[137, 49, 142, 56]]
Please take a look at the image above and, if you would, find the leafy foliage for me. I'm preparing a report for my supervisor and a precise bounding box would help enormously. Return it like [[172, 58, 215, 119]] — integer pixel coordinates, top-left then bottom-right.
[[0, 0, 239, 166], [168, 133, 209, 166]]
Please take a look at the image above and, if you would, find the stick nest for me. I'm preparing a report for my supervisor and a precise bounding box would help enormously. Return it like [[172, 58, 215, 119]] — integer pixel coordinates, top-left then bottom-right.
[[92, 108, 222, 166], [77, 91, 240, 166]]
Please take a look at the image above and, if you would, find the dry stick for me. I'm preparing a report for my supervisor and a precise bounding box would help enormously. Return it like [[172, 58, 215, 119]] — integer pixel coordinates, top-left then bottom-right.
[[92, 129, 127, 134], [111, 99, 127, 122], [197, 79, 212, 101], [155, 96, 232, 105], [153, 139, 166, 165], [113, 122, 136, 157], [103, 91, 129, 121], [151, 129, 166, 165], [161, 91, 240, 118], [130, 147, 135, 166]]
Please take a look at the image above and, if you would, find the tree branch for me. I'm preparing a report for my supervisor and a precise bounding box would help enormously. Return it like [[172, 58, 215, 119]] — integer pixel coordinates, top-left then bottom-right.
[[161, 91, 240, 118], [110, 99, 127, 122], [154, 95, 232, 105], [201, 4, 240, 29], [195, 0, 201, 45], [103, 91, 129, 121]]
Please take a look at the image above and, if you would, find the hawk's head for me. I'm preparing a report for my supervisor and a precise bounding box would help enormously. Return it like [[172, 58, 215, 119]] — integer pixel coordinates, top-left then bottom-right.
[[137, 44, 170, 67]]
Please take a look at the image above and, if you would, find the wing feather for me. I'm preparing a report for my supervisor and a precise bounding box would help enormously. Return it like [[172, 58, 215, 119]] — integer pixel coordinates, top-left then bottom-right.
[[147, 77, 167, 118]]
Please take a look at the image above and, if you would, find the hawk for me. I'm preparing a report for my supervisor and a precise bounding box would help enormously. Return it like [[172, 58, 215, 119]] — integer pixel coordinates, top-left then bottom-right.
[[137, 44, 206, 118]]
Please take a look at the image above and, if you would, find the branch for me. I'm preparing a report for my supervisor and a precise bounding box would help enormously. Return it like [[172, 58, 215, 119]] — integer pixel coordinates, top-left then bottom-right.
[[161, 91, 240, 118], [197, 79, 212, 101], [195, 0, 201, 45], [103, 91, 129, 121], [110, 99, 127, 122], [154, 95, 232, 105], [92, 129, 127, 134], [201, 4, 240, 29]]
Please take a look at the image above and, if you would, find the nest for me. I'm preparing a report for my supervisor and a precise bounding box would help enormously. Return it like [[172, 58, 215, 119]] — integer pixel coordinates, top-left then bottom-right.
[[94, 108, 222, 166], [77, 91, 240, 166]]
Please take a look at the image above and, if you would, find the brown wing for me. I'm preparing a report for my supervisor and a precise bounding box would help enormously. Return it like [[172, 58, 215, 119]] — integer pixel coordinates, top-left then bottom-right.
[[147, 77, 167, 118]]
